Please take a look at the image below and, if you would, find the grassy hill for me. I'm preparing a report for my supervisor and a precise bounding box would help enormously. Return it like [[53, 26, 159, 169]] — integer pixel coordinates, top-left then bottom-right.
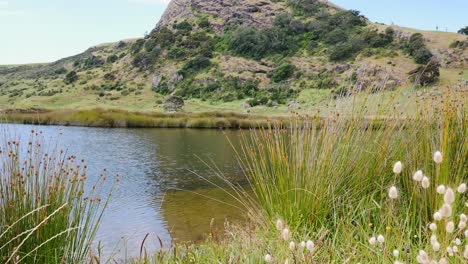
[[0, 0, 467, 117]]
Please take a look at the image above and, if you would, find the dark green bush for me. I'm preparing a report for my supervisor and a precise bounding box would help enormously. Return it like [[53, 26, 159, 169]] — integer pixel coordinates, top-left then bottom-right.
[[270, 62, 296, 83], [228, 27, 269, 59], [179, 56, 212, 77], [151, 27, 175, 48], [107, 55, 118, 63], [198, 17, 211, 29], [64, 71, 78, 84], [167, 48, 188, 60], [173, 21, 193, 35], [413, 47, 433, 64], [325, 29, 348, 44]]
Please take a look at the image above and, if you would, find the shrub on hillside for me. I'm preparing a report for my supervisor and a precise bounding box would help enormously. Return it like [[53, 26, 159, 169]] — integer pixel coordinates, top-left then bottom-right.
[[228, 27, 269, 59], [270, 62, 296, 83], [106, 54, 118, 63], [64, 71, 78, 84], [179, 56, 212, 77], [150, 27, 175, 48], [173, 21, 193, 35], [413, 47, 433, 64]]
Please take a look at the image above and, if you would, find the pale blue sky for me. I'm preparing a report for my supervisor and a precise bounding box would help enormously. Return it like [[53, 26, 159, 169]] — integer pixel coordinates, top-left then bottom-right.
[[0, 0, 466, 65]]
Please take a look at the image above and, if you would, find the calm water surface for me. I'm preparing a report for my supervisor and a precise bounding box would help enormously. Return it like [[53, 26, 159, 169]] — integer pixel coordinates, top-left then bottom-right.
[[2, 124, 248, 258]]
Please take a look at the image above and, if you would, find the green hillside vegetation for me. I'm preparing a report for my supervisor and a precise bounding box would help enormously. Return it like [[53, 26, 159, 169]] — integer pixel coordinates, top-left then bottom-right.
[[0, 0, 467, 118]]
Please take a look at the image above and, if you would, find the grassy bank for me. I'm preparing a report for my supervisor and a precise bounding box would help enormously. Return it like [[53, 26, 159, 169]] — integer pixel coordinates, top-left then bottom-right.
[[134, 87, 468, 263], [0, 109, 286, 129]]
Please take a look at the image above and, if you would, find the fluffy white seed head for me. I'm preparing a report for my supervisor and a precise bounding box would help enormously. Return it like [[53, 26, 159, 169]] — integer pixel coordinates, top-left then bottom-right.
[[393, 249, 399, 257], [440, 204, 452, 218], [432, 242, 440, 252], [264, 254, 273, 263], [465, 230, 468, 238], [276, 219, 283, 231], [417, 250, 429, 263], [458, 221, 466, 230], [394, 261, 403, 264], [377, 234, 385, 243], [430, 235, 438, 245], [413, 170, 423, 182], [422, 176, 430, 189], [452, 245, 458, 253], [300, 241, 306, 248], [433, 151, 443, 164], [389, 186, 398, 199], [434, 212, 442, 221], [447, 246, 453, 254], [444, 188, 455, 204], [460, 214, 467, 222], [464, 245, 468, 259], [393, 161, 403, 174], [439, 258, 448, 264], [437, 185, 446, 194], [454, 238, 461, 245], [289, 241, 295, 251], [429, 223, 437, 231], [446, 221, 455, 233], [457, 183, 467, 194], [306, 240, 314, 252], [369, 236, 376, 246], [281, 228, 290, 241]]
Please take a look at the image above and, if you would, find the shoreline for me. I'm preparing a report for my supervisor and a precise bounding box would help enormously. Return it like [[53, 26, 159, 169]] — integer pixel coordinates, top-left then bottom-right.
[[0, 108, 287, 129]]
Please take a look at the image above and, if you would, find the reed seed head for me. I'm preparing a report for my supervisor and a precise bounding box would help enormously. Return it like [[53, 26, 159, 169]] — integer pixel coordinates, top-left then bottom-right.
[[276, 219, 283, 231], [300, 241, 306, 248], [393, 161, 403, 174], [264, 254, 272, 263], [281, 228, 290, 241], [306, 240, 314, 252], [446, 221, 455, 233], [433, 151, 443, 164], [436, 185, 446, 194], [389, 186, 398, 199], [429, 223, 437, 231], [393, 249, 399, 257], [413, 170, 423, 182], [444, 188, 455, 204], [421, 176, 430, 189], [289, 241, 295, 251], [434, 212, 442, 221], [377, 234, 385, 243], [457, 183, 467, 194]]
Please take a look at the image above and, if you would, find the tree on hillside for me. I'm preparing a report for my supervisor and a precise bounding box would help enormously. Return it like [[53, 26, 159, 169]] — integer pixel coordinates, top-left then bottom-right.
[[458, 26, 468, 35]]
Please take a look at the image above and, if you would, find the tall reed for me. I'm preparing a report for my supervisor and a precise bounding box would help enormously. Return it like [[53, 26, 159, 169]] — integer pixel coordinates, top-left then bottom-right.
[[0, 129, 112, 263]]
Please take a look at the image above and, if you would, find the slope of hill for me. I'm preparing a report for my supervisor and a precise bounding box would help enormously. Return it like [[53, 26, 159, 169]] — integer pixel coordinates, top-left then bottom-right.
[[0, 0, 467, 115]]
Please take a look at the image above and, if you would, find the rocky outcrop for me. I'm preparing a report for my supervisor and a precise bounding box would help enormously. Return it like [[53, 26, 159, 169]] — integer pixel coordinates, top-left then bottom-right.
[[155, 0, 286, 33]]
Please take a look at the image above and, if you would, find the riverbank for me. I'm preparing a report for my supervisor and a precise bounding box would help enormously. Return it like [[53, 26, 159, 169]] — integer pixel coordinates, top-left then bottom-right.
[[0, 108, 287, 129]]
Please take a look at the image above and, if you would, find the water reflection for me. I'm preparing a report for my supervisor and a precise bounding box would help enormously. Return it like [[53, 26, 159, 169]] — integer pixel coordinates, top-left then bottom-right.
[[1, 124, 248, 258]]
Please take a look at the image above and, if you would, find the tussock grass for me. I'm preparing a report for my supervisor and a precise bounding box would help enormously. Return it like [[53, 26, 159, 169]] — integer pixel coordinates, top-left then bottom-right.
[[0, 129, 113, 263], [133, 87, 467, 263]]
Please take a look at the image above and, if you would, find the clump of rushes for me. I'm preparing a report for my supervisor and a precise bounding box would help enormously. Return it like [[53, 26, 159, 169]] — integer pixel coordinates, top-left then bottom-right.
[[0, 129, 114, 263]]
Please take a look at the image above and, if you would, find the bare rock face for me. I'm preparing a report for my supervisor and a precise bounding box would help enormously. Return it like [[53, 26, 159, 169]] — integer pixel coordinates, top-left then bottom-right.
[[155, 0, 286, 33]]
